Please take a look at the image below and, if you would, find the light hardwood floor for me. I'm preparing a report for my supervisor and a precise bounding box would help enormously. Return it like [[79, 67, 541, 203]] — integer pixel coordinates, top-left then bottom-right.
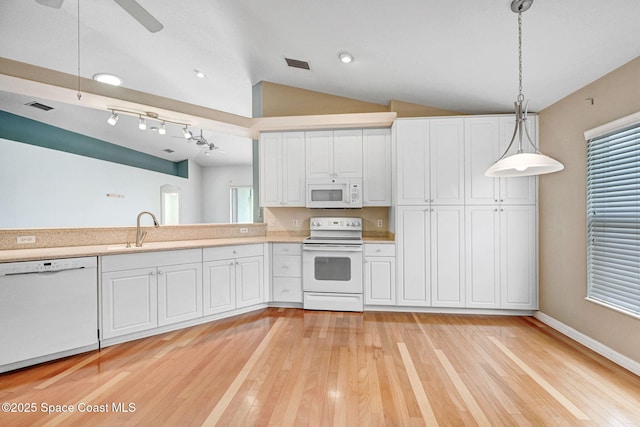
[[1, 308, 639, 426]]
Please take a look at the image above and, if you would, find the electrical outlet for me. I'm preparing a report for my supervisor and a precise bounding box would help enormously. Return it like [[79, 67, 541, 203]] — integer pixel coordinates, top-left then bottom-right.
[[239, 227, 249, 234], [17, 235, 36, 244], [292, 219, 299, 228], [377, 219, 383, 228]]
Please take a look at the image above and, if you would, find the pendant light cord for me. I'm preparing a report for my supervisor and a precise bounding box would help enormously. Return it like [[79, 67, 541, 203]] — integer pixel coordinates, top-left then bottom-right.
[[77, 0, 81, 101], [517, 11, 524, 103]]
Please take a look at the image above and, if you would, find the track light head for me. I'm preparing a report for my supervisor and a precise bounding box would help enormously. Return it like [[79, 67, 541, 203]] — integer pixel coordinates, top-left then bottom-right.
[[158, 121, 166, 135], [107, 111, 119, 126], [138, 116, 147, 130], [183, 126, 193, 139]]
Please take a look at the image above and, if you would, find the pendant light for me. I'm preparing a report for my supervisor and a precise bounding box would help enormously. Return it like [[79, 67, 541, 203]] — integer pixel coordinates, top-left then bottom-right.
[[485, 0, 564, 178]]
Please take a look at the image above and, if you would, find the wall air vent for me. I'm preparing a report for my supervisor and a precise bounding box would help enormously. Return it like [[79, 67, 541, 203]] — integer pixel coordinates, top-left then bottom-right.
[[285, 57, 311, 70], [25, 101, 54, 111], [163, 148, 175, 153]]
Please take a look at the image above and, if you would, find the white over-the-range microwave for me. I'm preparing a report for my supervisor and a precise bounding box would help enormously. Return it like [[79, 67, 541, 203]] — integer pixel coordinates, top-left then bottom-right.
[[306, 178, 362, 208]]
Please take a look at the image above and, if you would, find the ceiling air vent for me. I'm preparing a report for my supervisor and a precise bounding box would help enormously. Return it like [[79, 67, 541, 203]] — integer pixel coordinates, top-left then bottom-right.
[[163, 148, 175, 153], [285, 57, 311, 70], [25, 101, 54, 111]]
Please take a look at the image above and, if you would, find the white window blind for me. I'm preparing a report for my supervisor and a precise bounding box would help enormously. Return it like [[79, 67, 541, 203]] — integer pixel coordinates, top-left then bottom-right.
[[587, 123, 640, 316]]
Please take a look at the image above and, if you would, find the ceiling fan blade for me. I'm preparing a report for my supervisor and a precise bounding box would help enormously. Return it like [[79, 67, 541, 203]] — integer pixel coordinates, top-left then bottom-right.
[[112, 0, 163, 33], [35, 0, 64, 8]]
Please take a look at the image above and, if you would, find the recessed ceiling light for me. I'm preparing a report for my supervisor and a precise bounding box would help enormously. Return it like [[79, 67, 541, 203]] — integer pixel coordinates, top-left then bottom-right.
[[194, 69, 206, 78], [338, 51, 354, 64], [93, 73, 122, 86]]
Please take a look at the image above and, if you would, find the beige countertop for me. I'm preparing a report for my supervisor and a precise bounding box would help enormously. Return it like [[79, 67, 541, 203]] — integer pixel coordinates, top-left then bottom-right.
[[0, 234, 395, 263]]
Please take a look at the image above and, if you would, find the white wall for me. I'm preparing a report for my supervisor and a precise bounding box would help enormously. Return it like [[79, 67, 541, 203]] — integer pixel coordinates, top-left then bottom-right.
[[201, 165, 253, 224], [0, 138, 203, 228]]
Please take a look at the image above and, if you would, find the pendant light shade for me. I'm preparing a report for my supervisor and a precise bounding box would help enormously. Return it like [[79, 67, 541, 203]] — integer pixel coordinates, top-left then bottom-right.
[[485, 152, 564, 177], [485, 0, 564, 178]]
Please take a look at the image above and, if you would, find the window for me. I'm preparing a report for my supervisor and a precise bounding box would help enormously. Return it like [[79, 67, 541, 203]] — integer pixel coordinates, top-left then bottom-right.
[[586, 119, 640, 317], [230, 187, 253, 224]]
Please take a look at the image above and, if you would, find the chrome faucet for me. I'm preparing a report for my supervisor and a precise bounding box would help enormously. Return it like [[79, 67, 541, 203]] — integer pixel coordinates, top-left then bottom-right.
[[136, 211, 160, 247]]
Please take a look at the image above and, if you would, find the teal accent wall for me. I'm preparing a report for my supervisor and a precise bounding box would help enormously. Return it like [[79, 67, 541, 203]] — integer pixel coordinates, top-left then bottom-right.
[[0, 110, 188, 178]]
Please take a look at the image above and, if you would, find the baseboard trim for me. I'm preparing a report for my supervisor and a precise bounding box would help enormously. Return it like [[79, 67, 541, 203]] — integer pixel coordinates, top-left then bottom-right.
[[534, 311, 640, 376]]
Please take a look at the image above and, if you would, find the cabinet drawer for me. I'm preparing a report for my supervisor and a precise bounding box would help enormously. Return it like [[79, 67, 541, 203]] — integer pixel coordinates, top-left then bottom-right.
[[203, 244, 263, 261], [364, 244, 396, 257], [272, 277, 302, 303], [272, 255, 302, 277], [272, 243, 302, 256]]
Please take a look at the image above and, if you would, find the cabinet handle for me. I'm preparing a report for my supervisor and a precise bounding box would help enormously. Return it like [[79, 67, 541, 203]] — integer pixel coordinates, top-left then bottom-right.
[[229, 262, 234, 266], [233, 250, 237, 254], [236, 261, 239, 265], [494, 199, 498, 202], [500, 199, 504, 202], [158, 270, 163, 275], [149, 271, 156, 276]]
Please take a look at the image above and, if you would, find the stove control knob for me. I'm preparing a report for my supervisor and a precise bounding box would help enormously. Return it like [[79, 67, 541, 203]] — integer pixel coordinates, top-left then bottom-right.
[[355, 221, 361, 227]]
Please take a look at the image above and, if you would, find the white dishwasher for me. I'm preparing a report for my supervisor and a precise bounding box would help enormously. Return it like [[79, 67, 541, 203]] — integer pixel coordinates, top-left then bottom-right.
[[0, 257, 98, 373]]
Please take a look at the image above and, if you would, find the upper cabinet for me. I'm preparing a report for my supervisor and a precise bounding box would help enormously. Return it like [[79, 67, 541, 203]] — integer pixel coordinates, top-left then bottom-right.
[[259, 132, 306, 207], [464, 116, 537, 205], [394, 118, 464, 205], [306, 130, 363, 179], [363, 128, 392, 206]]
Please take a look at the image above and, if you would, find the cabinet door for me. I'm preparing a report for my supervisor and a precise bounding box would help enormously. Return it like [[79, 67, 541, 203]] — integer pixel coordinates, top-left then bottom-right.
[[157, 263, 202, 326], [499, 116, 537, 205], [282, 132, 306, 206], [363, 128, 391, 206], [272, 277, 302, 303], [464, 117, 501, 205], [364, 257, 396, 305], [465, 206, 500, 308], [259, 132, 283, 207], [396, 119, 430, 205], [203, 259, 236, 315], [397, 207, 430, 306], [430, 119, 464, 205], [102, 268, 157, 339], [236, 256, 264, 308], [431, 206, 465, 307], [500, 205, 537, 309], [333, 129, 363, 178], [305, 131, 334, 179]]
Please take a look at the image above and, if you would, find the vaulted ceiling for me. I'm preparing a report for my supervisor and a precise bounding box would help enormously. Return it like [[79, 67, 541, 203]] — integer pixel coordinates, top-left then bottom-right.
[[1, 0, 639, 165]]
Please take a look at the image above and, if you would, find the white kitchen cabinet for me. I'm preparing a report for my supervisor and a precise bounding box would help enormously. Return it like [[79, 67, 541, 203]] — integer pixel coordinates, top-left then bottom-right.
[[464, 116, 537, 205], [102, 268, 158, 339], [157, 263, 203, 326], [500, 205, 537, 309], [259, 132, 306, 207], [430, 206, 465, 307], [396, 206, 465, 308], [395, 118, 464, 205], [271, 243, 302, 304], [396, 207, 430, 306], [101, 249, 202, 339], [364, 243, 396, 306], [306, 129, 362, 179], [202, 259, 235, 315], [465, 205, 537, 309], [363, 128, 392, 206], [203, 244, 264, 315]]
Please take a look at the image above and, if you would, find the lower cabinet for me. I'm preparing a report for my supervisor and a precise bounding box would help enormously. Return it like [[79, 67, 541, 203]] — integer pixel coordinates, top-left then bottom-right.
[[101, 249, 202, 340], [203, 244, 264, 316], [396, 206, 465, 308], [364, 243, 396, 306], [465, 205, 537, 309], [271, 243, 302, 304]]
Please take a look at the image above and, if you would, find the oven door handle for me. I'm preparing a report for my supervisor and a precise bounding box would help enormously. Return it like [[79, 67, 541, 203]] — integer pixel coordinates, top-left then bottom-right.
[[303, 245, 363, 252]]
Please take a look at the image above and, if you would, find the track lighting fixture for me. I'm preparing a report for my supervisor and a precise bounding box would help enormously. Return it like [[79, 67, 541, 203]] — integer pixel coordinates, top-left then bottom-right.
[[107, 110, 119, 126], [104, 108, 190, 137]]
